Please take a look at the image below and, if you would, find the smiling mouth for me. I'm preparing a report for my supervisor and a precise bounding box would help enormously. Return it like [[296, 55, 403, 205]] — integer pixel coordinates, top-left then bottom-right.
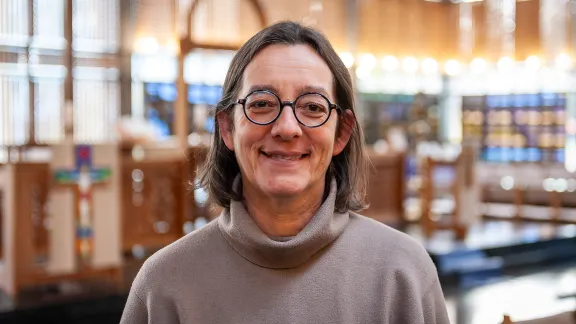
[[260, 151, 310, 161]]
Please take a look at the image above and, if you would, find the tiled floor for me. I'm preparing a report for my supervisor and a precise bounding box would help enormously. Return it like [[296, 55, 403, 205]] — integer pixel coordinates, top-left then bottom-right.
[[445, 262, 576, 324]]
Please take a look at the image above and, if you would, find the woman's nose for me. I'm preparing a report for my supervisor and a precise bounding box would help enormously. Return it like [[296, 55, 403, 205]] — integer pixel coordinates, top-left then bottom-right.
[[270, 106, 302, 140]]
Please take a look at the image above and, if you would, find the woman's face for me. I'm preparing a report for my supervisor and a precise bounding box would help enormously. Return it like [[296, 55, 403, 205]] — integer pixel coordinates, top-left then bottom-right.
[[219, 44, 351, 201]]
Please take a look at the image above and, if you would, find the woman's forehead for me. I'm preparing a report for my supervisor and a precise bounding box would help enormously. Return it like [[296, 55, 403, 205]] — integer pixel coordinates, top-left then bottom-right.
[[241, 44, 334, 98]]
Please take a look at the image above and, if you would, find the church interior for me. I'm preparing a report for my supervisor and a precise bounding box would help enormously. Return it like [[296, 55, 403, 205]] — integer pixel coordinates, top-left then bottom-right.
[[1, 0, 576, 323]]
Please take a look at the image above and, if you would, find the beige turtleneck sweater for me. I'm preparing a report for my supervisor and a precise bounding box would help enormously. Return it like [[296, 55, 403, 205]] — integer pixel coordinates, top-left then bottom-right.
[[120, 179, 450, 323]]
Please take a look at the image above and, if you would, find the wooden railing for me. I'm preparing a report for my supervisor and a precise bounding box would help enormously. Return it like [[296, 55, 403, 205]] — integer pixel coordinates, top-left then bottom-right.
[[479, 163, 576, 223]]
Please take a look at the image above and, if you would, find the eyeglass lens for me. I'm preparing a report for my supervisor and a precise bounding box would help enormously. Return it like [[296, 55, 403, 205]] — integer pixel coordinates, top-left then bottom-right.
[[244, 91, 331, 127]]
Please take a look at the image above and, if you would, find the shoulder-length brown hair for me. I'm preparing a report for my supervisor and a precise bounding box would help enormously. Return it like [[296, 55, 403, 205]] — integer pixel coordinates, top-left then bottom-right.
[[197, 21, 369, 213]]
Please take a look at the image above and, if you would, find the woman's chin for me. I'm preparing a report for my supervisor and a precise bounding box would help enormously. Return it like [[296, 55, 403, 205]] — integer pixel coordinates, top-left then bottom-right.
[[258, 177, 308, 197]]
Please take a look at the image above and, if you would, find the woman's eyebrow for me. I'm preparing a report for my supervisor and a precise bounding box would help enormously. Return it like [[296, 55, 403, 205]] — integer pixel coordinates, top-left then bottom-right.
[[246, 84, 280, 94], [296, 85, 329, 96], [245, 84, 330, 97]]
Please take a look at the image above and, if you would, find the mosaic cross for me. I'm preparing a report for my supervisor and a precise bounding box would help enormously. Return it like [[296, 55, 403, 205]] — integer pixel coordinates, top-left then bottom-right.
[[54, 145, 111, 267]]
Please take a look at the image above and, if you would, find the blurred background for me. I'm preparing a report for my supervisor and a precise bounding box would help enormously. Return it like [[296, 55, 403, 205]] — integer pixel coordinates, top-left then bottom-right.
[[1, 0, 576, 323]]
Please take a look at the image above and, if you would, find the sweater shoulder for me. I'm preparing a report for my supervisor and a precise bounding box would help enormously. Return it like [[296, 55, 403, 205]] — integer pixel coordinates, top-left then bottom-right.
[[345, 213, 439, 284], [146, 218, 221, 266], [128, 219, 222, 296], [346, 212, 429, 256]]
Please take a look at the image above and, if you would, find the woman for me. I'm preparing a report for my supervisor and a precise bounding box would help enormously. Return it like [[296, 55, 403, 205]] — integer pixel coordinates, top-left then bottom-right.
[[121, 21, 450, 324]]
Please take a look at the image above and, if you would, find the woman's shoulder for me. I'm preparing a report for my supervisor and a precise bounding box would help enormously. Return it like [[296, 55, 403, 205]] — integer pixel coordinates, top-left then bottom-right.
[[129, 219, 223, 292], [346, 212, 424, 248], [344, 212, 437, 277]]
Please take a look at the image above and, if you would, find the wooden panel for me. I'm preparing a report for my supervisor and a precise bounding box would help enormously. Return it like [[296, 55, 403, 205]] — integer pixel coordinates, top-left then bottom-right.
[[472, 2, 487, 59], [1, 163, 50, 294], [403, 0, 425, 56], [121, 159, 188, 251], [363, 151, 405, 224], [444, 3, 461, 60], [239, 0, 267, 44], [262, 0, 309, 25], [317, 0, 347, 51], [15, 163, 50, 263], [515, 0, 541, 60], [357, 0, 455, 58], [378, 0, 402, 56], [358, 0, 388, 55]]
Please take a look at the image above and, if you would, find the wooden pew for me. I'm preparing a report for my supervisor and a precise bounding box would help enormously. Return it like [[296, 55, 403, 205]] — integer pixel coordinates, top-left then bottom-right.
[[480, 163, 576, 224]]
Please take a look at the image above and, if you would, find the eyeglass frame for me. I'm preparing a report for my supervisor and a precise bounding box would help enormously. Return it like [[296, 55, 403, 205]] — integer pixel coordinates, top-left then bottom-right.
[[235, 89, 343, 128]]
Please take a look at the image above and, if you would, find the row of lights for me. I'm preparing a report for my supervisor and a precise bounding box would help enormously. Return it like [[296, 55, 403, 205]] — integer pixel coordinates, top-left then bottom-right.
[[133, 36, 180, 55], [500, 176, 576, 193], [340, 52, 575, 75], [131, 35, 574, 74]]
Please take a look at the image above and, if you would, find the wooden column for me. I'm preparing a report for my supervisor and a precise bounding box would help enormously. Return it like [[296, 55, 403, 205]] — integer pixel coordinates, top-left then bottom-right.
[[63, 0, 74, 140], [175, 53, 188, 150], [119, 0, 134, 117], [27, 0, 35, 145], [346, 0, 360, 124]]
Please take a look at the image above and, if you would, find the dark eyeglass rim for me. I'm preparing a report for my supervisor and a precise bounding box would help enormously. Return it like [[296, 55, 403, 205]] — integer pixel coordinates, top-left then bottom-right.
[[235, 89, 342, 128]]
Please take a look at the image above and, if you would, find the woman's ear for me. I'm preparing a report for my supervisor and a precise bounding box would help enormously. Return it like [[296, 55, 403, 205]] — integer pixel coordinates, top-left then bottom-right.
[[217, 111, 235, 151], [333, 109, 356, 156]]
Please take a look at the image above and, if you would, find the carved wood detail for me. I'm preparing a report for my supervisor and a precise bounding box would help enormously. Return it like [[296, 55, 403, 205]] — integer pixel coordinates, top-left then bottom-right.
[[121, 159, 189, 251], [15, 163, 50, 268]]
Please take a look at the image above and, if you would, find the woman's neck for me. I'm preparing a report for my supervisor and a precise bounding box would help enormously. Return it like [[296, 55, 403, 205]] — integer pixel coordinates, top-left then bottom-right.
[[242, 183, 325, 238]]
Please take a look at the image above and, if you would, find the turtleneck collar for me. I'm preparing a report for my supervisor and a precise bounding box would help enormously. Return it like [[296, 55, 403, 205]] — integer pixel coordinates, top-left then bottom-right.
[[217, 176, 349, 269]]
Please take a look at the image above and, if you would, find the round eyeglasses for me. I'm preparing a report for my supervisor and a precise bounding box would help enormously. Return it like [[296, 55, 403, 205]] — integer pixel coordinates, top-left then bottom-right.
[[236, 90, 341, 128]]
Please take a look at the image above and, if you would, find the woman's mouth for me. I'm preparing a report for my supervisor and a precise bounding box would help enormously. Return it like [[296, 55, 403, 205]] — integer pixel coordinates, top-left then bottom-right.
[[260, 151, 310, 161]]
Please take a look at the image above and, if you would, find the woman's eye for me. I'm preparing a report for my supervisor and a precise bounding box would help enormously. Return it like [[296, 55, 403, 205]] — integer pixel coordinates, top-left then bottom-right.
[[251, 101, 271, 108], [307, 104, 322, 112]]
